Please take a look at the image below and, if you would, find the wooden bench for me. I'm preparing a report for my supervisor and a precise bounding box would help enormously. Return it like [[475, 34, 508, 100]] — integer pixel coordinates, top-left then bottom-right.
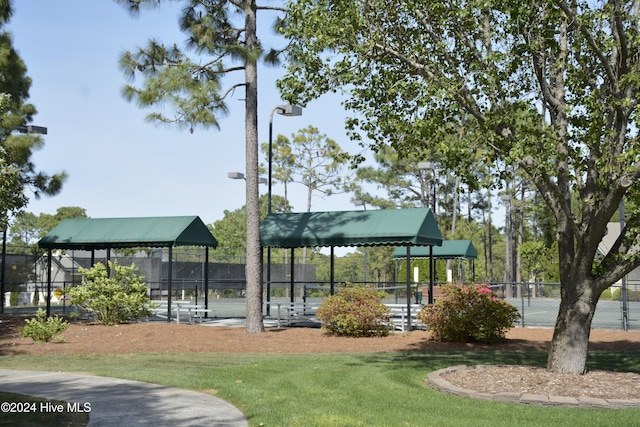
[[267, 302, 321, 327], [385, 303, 423, 332]]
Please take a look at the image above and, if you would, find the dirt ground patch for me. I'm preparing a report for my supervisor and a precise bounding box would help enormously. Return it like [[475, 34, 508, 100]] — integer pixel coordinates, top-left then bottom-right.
[[2, 314, 639, 355], [2, 314, 640, 401]]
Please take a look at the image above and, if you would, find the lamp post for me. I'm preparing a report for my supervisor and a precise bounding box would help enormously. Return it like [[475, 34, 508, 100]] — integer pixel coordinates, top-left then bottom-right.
[[1, 125, 48, 314], [354, 200, 367, 285], [418, 161, 437, 304], [266, 104, 302, 314]]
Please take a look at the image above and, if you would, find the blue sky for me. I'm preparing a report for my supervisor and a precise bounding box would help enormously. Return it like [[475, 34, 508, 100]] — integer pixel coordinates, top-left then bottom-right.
[[7, 0, 367, 226]]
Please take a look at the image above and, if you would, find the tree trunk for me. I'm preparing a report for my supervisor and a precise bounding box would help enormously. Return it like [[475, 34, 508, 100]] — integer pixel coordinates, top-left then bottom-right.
[[547, 211, 602, 373], [547, 285, 597, 373], [299, 182, 312, 293], [243, 0, 264, 333]]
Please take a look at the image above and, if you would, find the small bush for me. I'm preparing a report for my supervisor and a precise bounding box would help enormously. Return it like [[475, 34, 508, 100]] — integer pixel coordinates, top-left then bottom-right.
[[417, 283, 520, 344], [67, 261, 152, 325], [603, 287, 640, 301], [316, 286, 391, 337], [10, 291, 18, 306], [20, 308, 69, 343]]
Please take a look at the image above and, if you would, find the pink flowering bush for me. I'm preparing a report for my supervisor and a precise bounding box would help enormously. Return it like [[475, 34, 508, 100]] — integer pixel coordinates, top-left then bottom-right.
[[317, 287, 391, 337], [417, 283, 520, 344]]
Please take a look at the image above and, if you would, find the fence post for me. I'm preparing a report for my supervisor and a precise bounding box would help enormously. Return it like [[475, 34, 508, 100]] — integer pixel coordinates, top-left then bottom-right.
[[520, 282, 525, 327], [622, 275, 629, 331]]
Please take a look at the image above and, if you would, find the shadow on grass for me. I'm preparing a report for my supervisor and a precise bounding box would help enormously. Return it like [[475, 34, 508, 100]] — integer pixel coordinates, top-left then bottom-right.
[[352, 346, 640, 375], [355, 349, 548, 371], [587, 351, 640, 373]]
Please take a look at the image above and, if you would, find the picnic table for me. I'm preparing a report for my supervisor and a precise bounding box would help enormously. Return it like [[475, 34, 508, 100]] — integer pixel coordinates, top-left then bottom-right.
[[149, 300, 214, 324]]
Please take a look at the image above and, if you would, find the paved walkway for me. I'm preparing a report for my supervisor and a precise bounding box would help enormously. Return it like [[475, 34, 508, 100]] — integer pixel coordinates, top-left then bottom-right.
[[0, 369, 248, 426]]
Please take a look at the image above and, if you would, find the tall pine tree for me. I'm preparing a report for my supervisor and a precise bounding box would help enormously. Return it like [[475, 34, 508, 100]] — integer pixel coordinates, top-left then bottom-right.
[[0, 1, 66, 227], [117, 0, 287, 332]]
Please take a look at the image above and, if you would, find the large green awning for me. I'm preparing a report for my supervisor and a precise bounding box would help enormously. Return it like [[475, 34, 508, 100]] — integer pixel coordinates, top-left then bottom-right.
[[39, 216, 218, 250], [392, 240, 477, 259], [260, 208, 442, 248]]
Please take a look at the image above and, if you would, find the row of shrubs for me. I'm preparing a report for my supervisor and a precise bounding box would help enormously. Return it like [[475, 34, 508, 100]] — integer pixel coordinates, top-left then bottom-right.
[[21, 260, 520, 345], [317, 283, 520, 343], [20, 261, 151, 342], [599, 287, 640, 301]]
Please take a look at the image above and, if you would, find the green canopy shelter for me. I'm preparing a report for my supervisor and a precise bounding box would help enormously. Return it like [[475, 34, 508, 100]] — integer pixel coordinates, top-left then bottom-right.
[[38, 216, 218, 320], [261, 208, 443, 329], [392, 240, 478, 283]]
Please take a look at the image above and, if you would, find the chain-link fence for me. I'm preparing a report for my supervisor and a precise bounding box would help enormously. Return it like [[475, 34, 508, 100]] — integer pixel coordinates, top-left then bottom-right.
[[297, 281, 640, 331], [484, 281, 640, 331], [1, 247, 317, 318], [3, 245, 639, 331]]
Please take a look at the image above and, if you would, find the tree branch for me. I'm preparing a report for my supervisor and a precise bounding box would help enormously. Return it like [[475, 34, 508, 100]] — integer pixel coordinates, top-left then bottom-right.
[[557, 1, 617, 86], [256, 5, 285, 12], [220, 83, 246, 101]]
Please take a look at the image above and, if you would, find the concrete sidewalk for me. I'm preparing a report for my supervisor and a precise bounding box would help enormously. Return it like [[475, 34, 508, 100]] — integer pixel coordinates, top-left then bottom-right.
[[0, 369, 248, 426]]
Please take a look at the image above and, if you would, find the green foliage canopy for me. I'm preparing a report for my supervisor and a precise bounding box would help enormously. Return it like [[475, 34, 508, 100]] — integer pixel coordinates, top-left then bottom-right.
[[9, 206, 87, 246], [211, 194, 291, 257], [279, 0, 640, 373]]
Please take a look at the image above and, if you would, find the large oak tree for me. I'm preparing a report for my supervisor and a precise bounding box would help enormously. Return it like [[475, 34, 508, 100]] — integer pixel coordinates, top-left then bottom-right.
[[279, 0, 640, 373]]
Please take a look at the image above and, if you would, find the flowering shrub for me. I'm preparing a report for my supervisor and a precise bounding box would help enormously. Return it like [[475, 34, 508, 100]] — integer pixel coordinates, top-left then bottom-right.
[[317, 287, 391, 337], [417, 283, 520, 344]]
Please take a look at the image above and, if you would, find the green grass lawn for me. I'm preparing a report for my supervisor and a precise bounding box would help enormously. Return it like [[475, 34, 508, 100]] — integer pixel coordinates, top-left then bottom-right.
[[1, 350, 639, 427]]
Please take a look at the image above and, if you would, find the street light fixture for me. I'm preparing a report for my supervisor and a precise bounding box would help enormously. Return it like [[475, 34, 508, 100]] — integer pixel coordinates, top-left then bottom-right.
[[15, 125, 48, 135], [1, 125, 48, 315], [267, 105, 302, 214], [266, 104, 302, 313], [228, 171, 245, 180], [228, 171, 267, 184]]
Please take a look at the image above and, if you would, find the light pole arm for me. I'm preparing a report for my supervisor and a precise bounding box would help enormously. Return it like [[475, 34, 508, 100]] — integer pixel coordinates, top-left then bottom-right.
[[267, 106, 284, 215]]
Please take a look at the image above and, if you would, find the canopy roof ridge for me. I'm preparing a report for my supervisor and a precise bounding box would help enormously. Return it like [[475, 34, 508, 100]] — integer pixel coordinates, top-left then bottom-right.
[[38, 215, 218, 250], [260, 208, 442, 248]]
